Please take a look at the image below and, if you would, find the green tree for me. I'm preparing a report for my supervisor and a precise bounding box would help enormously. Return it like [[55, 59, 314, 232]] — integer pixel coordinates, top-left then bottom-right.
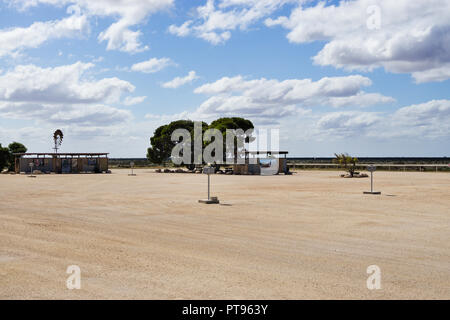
[[334, 153, 359, 177], [0, 143, 9, 171], [8, 142, 27, 171], [147, 120, 207, 168], [147, 117, 254, 168], [207, 117, 254, 165]]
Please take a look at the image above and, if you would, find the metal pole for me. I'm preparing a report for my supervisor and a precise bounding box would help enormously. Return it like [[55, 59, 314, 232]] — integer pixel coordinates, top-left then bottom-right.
[[129, 161, 135, 176], [208, 174, 210, 200], [371, 171, 373, 193]]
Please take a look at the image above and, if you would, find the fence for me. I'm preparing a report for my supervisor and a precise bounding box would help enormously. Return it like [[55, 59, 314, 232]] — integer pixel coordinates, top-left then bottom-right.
[[288, 163, 450, 172]]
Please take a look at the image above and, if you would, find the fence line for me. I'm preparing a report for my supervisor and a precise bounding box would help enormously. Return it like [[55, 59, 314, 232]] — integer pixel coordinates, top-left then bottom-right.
[[288, 163, 450, 172]]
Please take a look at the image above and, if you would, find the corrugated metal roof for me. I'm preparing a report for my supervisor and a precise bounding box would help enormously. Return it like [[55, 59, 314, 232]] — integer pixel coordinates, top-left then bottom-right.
[[14, 153, 109, 156]]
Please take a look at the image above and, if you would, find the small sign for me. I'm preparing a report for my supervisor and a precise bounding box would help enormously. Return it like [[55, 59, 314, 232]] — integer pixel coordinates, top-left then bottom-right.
[[28, 162, 36, 177], [367, 165, 376, 172], [128, 161, 136, 176], [203, 167, 215, 175]]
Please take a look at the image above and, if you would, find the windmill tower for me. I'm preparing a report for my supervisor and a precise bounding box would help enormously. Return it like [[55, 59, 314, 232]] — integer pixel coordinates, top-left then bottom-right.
[[53, 129, 63, 153]]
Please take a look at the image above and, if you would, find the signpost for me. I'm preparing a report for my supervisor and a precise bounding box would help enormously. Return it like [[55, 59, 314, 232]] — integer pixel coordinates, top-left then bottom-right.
[[28, 162, 36, 178], [198, 166, 219, 204], [128, 161, 136, 176], [363, 165, 381, 195]]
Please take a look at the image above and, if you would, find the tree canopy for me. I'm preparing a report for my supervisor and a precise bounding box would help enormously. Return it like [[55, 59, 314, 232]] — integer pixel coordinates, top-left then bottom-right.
[[0, 141, 27, 171], [0, 144, 9, 171], [147, 117, 254, 167], [8, 142, 27, 171], [147, 120, 208, 166]]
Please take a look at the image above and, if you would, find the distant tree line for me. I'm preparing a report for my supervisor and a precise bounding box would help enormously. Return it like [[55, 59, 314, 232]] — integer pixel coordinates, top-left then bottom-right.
[[0, 142, 27, 172], [147, 117, 254, 169]]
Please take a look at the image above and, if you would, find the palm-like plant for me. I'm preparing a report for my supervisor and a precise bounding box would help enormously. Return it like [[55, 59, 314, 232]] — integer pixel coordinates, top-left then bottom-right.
[[334, 153, 359, 177]]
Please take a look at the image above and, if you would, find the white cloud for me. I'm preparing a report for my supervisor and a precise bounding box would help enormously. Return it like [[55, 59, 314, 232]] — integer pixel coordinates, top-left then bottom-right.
[[143, 74, 393, 130], [131, 57, 173, 73], [315, 99, 450, 139], [388, 99, 450, 138], [412, 65, 450, 84], [0, 62, 135, 127], [0, 101, 133, 127], [141, 97, 450, 151], [266, 0, 450, 82], [317, 111, 382, 137], [0, 62, 134, 104], [0, 13, 88, 57], [168, 20, 193, 37], [0, 122, 142, 156], [123, 96, 147, 106], [328, 93, 395, 108], [162, 71, 199, 88], [193, 75, 393, 119], [49, 104, 132, 126], [7, 0, 174, 53], [168, 0, 293, 44]]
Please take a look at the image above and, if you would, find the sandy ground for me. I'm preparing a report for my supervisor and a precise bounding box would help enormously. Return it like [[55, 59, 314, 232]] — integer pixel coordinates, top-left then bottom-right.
[[0, 169, 449, 299]]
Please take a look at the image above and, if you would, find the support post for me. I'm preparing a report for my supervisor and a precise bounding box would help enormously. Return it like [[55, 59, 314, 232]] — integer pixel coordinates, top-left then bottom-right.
[[208, 173, 210, 200], [371, 171, 373, 193], [199, 166, 219, 204], [364, 165, 380, 195]]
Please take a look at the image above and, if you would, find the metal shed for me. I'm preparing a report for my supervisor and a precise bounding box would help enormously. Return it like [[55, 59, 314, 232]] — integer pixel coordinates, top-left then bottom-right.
[[14, 153, 109, 174]]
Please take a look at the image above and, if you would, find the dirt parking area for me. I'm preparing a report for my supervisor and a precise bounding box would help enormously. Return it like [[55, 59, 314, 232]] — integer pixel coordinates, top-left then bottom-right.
[[0, 170, 449, 299]]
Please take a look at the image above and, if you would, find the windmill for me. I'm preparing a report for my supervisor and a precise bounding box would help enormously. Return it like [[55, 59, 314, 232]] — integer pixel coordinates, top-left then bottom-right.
[[53, 129, 63, 153]]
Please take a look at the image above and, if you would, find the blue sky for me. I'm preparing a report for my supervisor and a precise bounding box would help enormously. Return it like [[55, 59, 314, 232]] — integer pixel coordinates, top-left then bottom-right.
[[0, 0, 449, 157]]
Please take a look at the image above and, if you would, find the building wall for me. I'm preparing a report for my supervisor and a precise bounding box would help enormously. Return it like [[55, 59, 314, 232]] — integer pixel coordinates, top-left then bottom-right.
[[17, 156, 108, 173], [233, 158, 288, 175], [19, 158, 53, 173]]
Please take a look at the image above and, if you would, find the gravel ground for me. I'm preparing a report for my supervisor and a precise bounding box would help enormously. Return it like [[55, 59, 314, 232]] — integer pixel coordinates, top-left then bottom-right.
[[0, 169, 449, 299]]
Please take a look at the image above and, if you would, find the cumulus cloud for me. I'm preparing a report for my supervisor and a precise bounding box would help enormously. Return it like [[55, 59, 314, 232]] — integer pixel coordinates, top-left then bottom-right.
[[123, 96, 147, 106], [316, 111, 382, 137], [0, 62, 134, 127], [143, 74, 392, 131], [328, 93, 395, 108], [0, 13, 88, 57], [162, 71, 199, 88], [388, 99, 450, 138], [7, 0, 174, 53], [0, 101, 133, 127], [315, 99, 450, 139], [141, 95, 449, 145], [412, 65, 450, 84], [193, 75, 394, 119], [266, 0, 450, 82], [168, 0, 293, 44], [168, 20, 193, 37], [0, 62, 134, 104], [131, 57, 173, 73], [49, 104, 132, 126]]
